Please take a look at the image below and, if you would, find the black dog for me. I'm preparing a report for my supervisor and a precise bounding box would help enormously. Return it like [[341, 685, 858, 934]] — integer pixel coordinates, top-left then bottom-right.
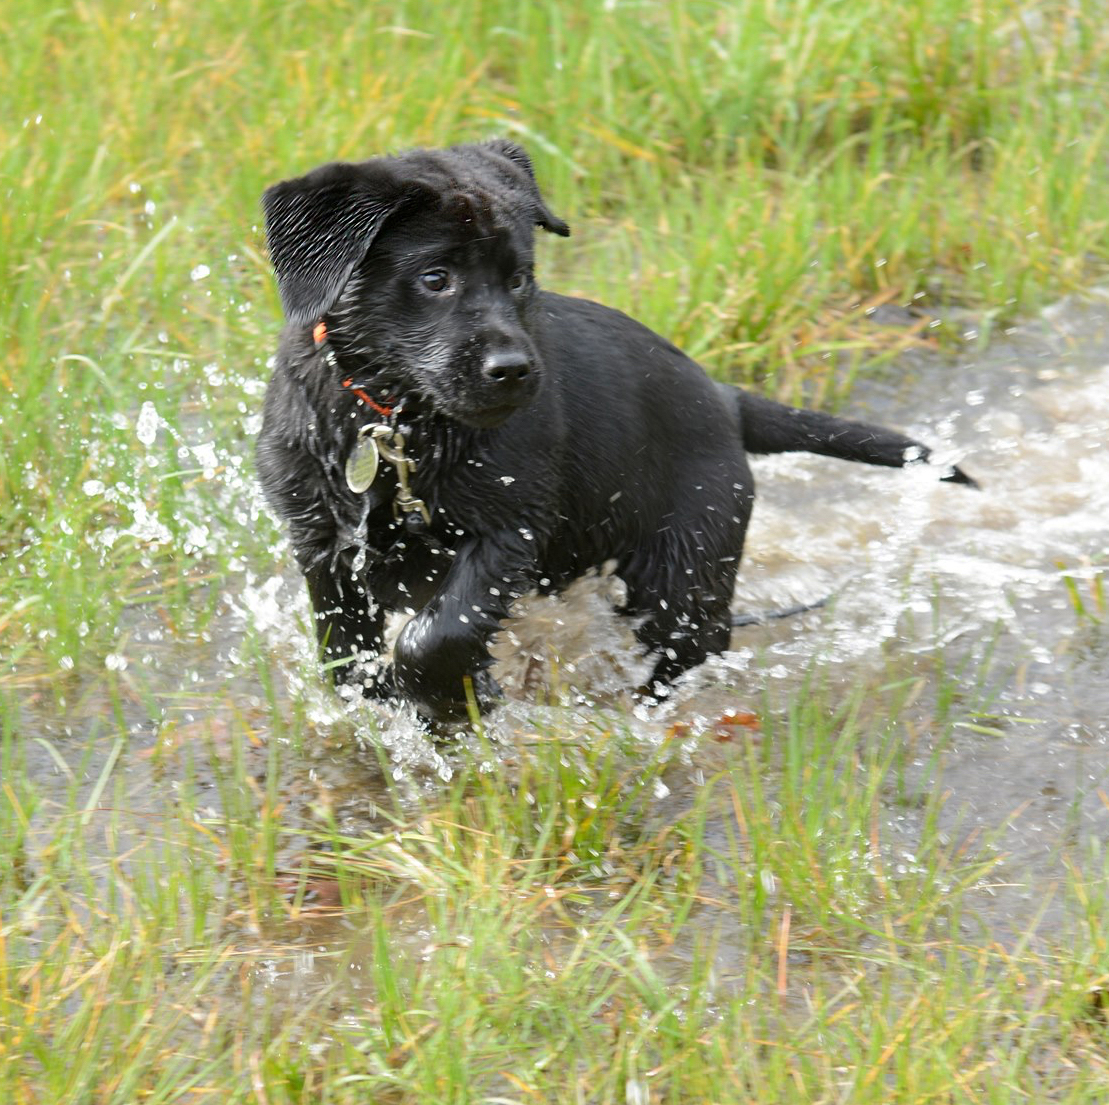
[[256, 139, 973, 721]]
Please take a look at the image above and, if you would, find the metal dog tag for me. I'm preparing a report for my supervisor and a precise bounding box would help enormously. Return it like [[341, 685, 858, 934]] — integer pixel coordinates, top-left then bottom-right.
[[344, 426, 380, 493]]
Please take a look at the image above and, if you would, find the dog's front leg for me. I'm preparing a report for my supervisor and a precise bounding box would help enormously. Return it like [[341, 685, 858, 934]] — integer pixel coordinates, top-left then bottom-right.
[[303, 561, 390, 696], [392, 541, 531, 722]]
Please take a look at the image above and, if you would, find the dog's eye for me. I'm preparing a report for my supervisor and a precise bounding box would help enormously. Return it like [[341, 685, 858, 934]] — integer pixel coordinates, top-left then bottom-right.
[[419, 270, 451, 293], [508, 271, 529, 294]]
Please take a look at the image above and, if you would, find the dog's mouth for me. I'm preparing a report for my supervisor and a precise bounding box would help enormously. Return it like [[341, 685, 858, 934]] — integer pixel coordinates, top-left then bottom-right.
[[391, 365, 538, 431], [455, 402, 525, 430]]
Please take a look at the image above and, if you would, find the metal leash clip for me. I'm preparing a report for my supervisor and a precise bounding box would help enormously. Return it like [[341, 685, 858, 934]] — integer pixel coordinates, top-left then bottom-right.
[[370, 425, 432, 527]]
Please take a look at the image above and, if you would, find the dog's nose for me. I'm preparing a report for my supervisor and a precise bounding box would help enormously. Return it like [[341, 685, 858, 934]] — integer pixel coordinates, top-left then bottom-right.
[[481, 350, 532, 385]]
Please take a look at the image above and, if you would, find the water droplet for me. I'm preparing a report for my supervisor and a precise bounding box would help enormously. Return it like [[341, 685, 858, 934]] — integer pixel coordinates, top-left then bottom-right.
[[192, 442, 218, 477], [136, 401, 159, 446]]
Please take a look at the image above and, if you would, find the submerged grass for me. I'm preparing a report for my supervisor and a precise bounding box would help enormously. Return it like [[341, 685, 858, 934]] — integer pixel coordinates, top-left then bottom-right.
[[4, 664, 1109, 1102], [3, 0, 1109, 1099]]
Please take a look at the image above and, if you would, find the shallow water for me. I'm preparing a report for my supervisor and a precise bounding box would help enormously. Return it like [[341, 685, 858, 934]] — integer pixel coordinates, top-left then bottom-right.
[[492, 291, 1109, 942], [13, 291, 1109, 998]]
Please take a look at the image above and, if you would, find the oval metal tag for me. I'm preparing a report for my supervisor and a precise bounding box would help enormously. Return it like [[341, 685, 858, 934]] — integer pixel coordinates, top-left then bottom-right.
[[344, 428, 380, 493]]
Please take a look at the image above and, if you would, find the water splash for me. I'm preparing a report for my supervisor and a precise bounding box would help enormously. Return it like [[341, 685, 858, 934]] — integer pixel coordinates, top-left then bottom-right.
[[135, 401, 159, 446]]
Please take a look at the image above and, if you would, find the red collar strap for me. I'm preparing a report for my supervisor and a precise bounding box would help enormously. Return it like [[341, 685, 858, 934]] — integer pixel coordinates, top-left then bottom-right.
[[313, 320, 397, 419]]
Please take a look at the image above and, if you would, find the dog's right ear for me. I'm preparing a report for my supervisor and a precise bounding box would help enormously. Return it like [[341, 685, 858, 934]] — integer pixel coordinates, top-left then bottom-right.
[[482, 139, 570, 238], [262, 163, 407, 327]]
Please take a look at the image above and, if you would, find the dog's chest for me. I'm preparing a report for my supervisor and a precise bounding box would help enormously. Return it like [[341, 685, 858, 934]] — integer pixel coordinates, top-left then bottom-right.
[[339, 420, 559, 611], [358, 515, 455, 612]]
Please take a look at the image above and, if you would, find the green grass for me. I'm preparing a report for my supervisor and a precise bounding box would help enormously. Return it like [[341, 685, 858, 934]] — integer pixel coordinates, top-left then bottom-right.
[[3, 0, 1109, 1100], [4, 664, 1109, 1102], [4, 0, 1109, 676]]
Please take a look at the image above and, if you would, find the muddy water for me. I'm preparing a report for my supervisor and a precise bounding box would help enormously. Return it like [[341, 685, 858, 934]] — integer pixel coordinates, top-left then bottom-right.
[[235, 292, 1109, 933], [731, 294, 1109, 889], [14, 292, 1109, 989]]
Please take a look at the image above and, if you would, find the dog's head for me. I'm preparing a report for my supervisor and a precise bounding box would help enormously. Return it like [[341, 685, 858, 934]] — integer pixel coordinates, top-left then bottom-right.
[[262, 140, 569, 429]]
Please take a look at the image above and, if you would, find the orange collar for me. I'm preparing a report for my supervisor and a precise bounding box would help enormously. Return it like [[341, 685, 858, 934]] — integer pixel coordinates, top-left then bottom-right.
[[313, 319, 397, 418]]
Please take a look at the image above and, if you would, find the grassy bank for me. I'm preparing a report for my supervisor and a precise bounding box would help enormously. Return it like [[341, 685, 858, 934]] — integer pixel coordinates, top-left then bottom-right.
[[3, 0, 1109, 1100], [3, 0, 1109, 676]]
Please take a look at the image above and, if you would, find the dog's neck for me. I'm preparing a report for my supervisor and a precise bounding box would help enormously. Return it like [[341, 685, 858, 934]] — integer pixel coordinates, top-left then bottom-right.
[[312, 319, 400, 419], [300, 318, 490, 494]]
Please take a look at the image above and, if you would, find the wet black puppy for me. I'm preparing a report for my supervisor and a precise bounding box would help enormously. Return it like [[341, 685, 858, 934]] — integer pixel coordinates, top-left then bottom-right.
[[257, 139, 973, 721]]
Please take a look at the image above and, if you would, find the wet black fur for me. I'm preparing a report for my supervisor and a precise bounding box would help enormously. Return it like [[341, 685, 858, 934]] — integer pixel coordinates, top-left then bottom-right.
[[256, 139, 974, 721]]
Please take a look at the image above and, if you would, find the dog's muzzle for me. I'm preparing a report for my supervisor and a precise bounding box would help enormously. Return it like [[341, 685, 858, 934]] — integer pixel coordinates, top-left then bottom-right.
[[454, 349, 538, 427]]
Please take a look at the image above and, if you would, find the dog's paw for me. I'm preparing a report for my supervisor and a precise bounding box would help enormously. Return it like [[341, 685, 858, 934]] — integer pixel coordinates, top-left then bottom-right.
[[632, 679, 673, 707], [471, 668, 504, 712], [361, 663, 399, 701], [412, 669, 505, 726]]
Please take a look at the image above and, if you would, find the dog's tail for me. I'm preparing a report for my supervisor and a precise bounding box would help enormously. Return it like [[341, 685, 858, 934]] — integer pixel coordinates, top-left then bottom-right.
[[731, 595, 829, 628], [728, 387, 977, 487]]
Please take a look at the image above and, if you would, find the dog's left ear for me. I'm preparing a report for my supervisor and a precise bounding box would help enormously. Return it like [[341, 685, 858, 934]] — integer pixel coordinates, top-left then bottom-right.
[[262, 162, 410, 326], [482, 139, 571, 238]]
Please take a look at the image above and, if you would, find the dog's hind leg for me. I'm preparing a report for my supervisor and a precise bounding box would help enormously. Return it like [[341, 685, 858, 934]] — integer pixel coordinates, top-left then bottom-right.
[[618, 494, 749, 695], [635, 589, 734, 691]]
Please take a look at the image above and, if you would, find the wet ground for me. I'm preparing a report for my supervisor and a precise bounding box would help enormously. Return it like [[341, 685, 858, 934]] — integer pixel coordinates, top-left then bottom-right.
[[13, 291, 1109, 985]]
